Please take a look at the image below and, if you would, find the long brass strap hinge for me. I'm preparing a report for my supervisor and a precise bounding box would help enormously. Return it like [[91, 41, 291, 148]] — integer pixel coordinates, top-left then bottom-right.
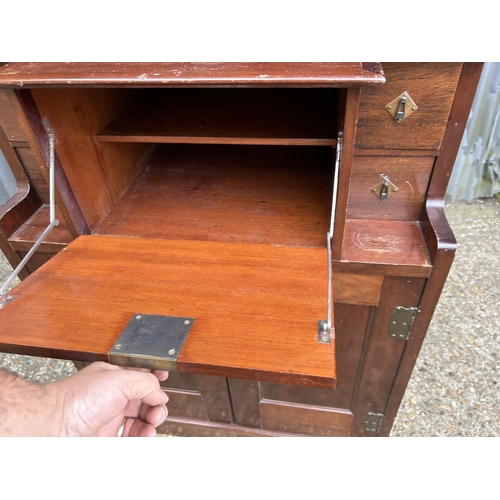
[[388, 306, 418, 341]]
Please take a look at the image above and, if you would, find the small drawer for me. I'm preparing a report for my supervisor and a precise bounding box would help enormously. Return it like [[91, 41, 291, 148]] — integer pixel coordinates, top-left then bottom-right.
[[347, 155, 435, 221], [356, 63, 462, 150]]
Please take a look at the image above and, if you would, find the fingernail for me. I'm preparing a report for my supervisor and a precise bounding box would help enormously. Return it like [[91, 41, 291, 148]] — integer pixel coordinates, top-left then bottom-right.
[[158, 407, 166, 425]]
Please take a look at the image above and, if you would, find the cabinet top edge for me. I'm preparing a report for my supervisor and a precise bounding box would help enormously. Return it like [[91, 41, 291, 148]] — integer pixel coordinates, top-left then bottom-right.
[[0, 62, 386, 88]]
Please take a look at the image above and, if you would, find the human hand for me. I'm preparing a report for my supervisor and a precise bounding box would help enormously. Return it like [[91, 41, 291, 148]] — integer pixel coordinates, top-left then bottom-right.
[[0, 361, 169, 437], [49, 362, 170, 437]]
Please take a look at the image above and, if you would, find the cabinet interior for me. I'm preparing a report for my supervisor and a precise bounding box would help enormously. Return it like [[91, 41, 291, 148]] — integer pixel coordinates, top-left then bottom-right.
[[32, 87, 340, 247], [1, 86, 341, 386]]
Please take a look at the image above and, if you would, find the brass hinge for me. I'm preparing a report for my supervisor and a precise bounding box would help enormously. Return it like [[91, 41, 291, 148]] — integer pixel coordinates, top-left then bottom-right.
[[389, 306, 418, 341], [364, 412, 384, 433]]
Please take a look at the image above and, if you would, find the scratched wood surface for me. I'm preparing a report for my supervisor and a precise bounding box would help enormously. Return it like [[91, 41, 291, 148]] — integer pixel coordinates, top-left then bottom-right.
[[0, 62, 385, 87], [96, 145, 333, 247], [340, 219, 431, 277], [347, 155, 435, 221], [98, 88, 338, 146], [0, 235, 335, 387]]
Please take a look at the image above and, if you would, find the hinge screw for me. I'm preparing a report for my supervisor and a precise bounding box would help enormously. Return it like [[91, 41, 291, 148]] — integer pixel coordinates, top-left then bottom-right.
[[168, 348, 176, 356], [184, 320, 190, 325]]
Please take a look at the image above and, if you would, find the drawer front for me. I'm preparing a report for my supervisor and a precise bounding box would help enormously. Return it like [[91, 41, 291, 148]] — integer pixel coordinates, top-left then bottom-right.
[[347, 155, 435, 221], [356, 63, 462, 150]]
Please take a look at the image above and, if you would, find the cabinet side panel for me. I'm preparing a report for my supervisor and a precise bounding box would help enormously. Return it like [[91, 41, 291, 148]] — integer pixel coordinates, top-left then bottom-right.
[[30, 88, 149, 232]]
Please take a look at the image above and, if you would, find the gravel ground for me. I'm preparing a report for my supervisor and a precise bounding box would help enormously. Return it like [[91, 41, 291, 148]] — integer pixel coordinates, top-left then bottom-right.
[[391, 198, 500, 436], [1, 199, 499, 436]]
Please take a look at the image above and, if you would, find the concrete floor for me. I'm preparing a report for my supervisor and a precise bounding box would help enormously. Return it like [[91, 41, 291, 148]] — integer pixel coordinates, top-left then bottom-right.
[[1, 199, 499, 436]]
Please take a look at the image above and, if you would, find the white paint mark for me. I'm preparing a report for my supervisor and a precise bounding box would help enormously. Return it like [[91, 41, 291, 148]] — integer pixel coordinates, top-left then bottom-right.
[[137, 73, 148, 80]]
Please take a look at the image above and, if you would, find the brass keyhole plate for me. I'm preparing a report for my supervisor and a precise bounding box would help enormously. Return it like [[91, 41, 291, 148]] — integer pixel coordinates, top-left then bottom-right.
[[386, 91, 418, 122]]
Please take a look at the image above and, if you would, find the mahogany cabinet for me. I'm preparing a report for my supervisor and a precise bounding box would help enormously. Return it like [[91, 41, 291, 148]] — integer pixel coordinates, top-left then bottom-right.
[[0, 63, 482, 436]]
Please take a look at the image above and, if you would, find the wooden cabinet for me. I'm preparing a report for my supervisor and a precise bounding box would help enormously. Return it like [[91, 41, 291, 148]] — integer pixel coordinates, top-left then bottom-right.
[[0, 63, 482, 436]]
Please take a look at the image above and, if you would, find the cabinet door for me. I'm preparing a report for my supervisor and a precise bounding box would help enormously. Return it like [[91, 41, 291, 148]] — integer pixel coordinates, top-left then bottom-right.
[[0, 234, 336, 388], [227, 303, 371, 436], [160, 372, 233, 424]]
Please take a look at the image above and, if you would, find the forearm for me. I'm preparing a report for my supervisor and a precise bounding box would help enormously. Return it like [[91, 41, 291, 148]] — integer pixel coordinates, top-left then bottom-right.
[[0, 370, 60, 436]]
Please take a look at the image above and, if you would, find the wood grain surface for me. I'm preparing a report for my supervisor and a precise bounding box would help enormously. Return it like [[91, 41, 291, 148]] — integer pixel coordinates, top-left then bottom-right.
[[158, 416, 294, 436], [98, 88, 338, 146], [0, 89, 26, 141], [260, 399, 352, 436], [0, 62, 385, 87], [380, 63, 484, 436], [96, 145, 333, 247], [332, 88, 360, 259], [228, 378, 262, 428], [347, 155, 435, 220], [0, 235, 335, 387], [260, 303, 371, 410], [340, 219, 431, 276], [333, 272, 383, 306], [356, 63, 462, 149], [15, 147, 49, 204], [30, 88, 151, 231], [350, 277, 425, 436], [8, 205, 73, 252]]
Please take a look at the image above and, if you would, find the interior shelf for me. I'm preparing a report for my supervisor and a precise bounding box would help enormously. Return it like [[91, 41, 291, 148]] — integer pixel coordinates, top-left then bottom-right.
[[96, 144, 333, 247], [9, 205, 73, 252], [97, 89, 338, 146]]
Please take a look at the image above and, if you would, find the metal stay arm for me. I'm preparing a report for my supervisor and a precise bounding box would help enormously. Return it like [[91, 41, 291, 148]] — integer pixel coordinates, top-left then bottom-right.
[[0, 119, 59, 306], [318, 132, 343, 342]]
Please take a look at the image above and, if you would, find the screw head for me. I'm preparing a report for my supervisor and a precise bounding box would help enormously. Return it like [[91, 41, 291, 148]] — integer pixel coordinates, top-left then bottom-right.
[[136, 315, 142, 320], [168, 348, 176, 356], [387, 105, 392, 109], [412, 106, 416, 111], [184, 320, 190, 325], [115, 344, 122, 350]]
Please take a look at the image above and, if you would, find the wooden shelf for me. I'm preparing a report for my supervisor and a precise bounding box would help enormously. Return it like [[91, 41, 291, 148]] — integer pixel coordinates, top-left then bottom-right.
[[97, 89, 338, 146], [9, 205, 73, 252], [0, 235, 335, 388], [0, 62, 385, 87], [337, 219, 432, 277], [96, 144, 333, 247]]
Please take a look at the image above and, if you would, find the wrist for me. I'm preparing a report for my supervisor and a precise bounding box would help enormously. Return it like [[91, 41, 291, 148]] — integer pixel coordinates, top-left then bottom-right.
[[0, 370, 64, 437]]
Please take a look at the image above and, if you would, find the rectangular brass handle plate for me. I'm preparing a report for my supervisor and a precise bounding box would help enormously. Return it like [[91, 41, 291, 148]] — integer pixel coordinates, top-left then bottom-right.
[[109, 314, 195, 371]]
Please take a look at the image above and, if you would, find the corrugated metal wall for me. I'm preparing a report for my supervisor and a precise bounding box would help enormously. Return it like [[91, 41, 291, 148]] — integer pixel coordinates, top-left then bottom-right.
[[447, 62, 500, 202]]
